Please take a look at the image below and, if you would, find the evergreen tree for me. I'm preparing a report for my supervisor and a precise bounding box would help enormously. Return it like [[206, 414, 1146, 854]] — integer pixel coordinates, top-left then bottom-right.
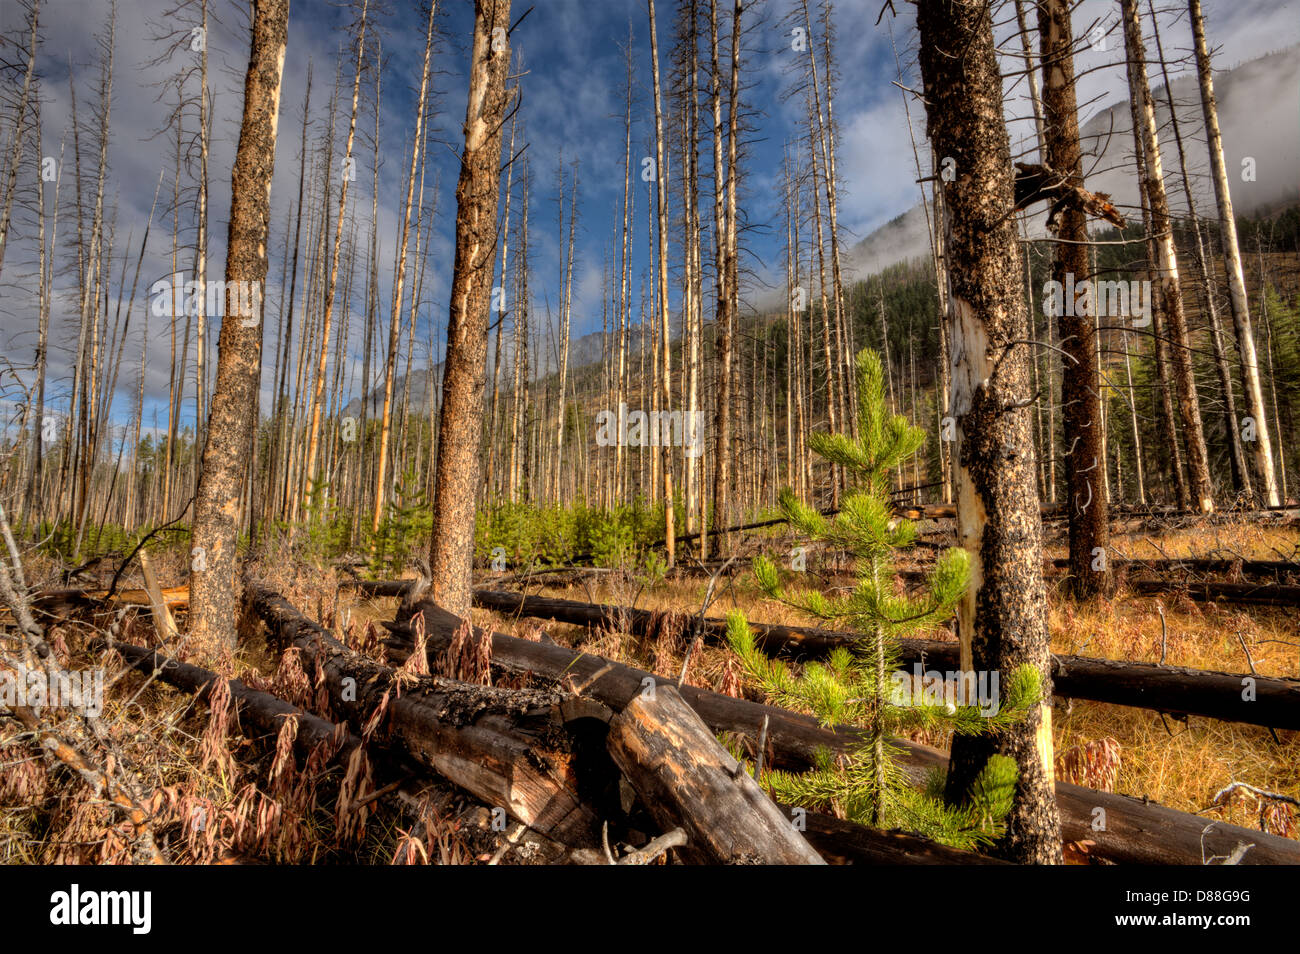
[[726, 348, 1041, 849]]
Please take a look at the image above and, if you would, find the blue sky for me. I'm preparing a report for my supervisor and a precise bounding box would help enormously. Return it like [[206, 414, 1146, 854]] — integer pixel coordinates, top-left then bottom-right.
[[1, 0, 1296, 443]]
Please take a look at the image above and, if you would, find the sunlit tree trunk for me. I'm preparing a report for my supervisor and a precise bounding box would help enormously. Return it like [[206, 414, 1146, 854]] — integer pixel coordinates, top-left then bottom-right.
[[427, 0, 513, 617], [188, 0, 289, 655]]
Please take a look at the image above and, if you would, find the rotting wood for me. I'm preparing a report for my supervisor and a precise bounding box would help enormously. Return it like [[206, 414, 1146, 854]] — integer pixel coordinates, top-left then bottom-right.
[[244, 581, 610, 849], [605, 682, 825, 864]]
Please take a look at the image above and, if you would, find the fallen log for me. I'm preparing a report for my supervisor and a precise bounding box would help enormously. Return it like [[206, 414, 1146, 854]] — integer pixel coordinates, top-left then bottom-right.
[[1128, 579, 1300, 608], [342, 579, 414, 599], [108, 640, 356, 760], [390, 600, 1300, 865], [790, 806, 1010, 864], [471, 589, 1300, 730], [244, 582, 610, 850], [605, 682, 824, 865], [1051, 557, 1300, 580]]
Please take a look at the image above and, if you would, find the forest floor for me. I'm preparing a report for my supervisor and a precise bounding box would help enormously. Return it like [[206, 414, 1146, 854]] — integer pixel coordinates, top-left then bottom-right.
[[2, 514, 1296, 863]]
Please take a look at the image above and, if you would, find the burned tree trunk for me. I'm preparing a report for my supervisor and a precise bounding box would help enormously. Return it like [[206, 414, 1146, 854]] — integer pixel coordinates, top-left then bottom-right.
[[187, 0, 289, 654], [915, 0, 1061, 863], [1190, 0, 1280, 507], [1121, 0, 1214, 514], [648, 0, 676, 567], [246, 582, 607, 847], [428, 0, 513, 616], [1038, 0, 1111, 599]]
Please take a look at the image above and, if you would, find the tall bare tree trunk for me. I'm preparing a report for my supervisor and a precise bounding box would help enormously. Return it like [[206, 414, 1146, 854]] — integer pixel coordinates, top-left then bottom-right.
[[371, 1, 436, 534], [25, 130, 60, 525], [648, 0, 676, 566], [1038, 0, 1111, 597], [486, 82, 518, 501], [508, 157, 530, 503], [1131, 119, 1188, 508], [187, 0, 289, 655], [1146, 0, 1247, 500], [1189, 0, 1279, 507], [708, 0, 740, 554], [1122, 0, 1213, 514], [0, 0, 39, 280], [552, 160, 577, 503], [915, 0, 1061, 864], [427, 0, 513, 617], [616, 39, 633, 511], [303, 0, 367, 515], [193, 0, 211, 480]]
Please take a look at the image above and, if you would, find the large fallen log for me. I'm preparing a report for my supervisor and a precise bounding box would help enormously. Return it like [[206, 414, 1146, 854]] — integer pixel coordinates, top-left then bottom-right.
[[606, 682, 825, 865], [108, 640, 357, 760], [390, 600, 1300, 865], [791, 805, 1009, 864], [470, 589, 1300, 730], [1128, 579, 1300, 608], [244, 582, 610, 850]]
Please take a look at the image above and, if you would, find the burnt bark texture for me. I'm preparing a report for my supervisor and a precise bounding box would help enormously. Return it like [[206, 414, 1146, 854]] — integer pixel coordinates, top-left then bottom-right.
[[915, 0, 1061, 863], [187, 0, 289, 654], [1038, 0, 1112, 599], [428, 0, 513, 616]]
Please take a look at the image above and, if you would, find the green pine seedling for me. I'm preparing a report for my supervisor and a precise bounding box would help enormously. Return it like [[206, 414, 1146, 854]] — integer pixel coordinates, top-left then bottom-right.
[[726, 348, 1041, 849]]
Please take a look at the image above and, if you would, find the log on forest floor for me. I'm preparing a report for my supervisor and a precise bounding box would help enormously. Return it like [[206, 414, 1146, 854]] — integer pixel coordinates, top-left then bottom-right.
[[1127, 579, 1300, 607], [109, 639, 360, 762], [387, 601, 1300, 865], [605, 682, 824, 865], [243, 582, 613, 850], [466, 589, 1300, 730]]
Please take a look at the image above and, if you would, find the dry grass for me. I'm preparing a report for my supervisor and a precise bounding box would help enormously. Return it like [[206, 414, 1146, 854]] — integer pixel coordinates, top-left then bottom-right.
[[0, 544, 487, 865]]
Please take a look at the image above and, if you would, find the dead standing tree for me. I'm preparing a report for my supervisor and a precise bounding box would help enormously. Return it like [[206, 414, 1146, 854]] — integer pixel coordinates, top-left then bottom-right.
[[914, 0, 1062, 863], [1189, 0, 1280, 508], [648, 0, 676, 567], [1036, 0, 1111, 598], [1121, 0, 1214, 514], [187, 0, 289, 655], [427, 0, 514, 617]]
